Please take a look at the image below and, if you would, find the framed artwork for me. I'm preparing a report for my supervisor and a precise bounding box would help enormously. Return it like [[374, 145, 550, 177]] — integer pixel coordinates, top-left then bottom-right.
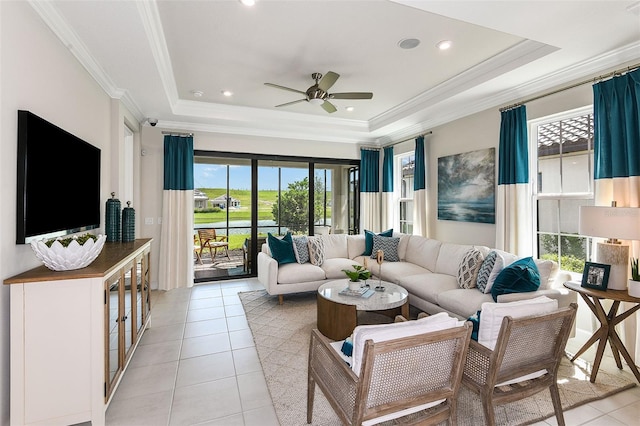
[[437, 147, 495, 224], [581, 262, 611, 290]]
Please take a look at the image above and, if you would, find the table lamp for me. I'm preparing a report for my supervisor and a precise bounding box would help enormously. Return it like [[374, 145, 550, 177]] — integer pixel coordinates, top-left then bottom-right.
[[579, 204, 640, 290]]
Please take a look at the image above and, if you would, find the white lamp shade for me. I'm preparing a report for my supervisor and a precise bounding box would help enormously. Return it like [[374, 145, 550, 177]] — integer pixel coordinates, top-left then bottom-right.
[[579, 206, 640, 241]]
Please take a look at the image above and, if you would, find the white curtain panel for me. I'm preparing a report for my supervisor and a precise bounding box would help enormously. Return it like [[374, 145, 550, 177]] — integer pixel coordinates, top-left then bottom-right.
[[595, 177, 640, 362], [361, 192, 381, 232], [159, 189, 195, 291], [413, 189, 427, 237], [381, 191, 394, 231], [495, 183, 532, 256]]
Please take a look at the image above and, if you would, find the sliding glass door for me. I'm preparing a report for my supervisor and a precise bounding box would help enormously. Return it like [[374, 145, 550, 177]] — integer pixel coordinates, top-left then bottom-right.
[[194, 151, 359, 282]]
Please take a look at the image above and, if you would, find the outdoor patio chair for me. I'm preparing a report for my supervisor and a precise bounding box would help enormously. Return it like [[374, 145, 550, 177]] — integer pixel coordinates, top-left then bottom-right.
[[197, 228, 230, 262], [307, 317, 472, 425], [462, 303, 577, 426]]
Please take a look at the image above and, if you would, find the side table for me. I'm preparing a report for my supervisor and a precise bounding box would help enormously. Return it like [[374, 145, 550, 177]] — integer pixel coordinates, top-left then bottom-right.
[[563, 281, 640, 383]]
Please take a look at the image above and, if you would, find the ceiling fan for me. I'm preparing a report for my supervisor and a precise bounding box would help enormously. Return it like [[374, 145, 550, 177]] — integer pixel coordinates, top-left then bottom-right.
[[264, 71, 373, 113]]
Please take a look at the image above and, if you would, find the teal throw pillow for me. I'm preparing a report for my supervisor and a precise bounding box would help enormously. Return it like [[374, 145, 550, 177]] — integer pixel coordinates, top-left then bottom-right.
[[362, 228, 393, 256], [490, 256, 541, 302], [467, 310, 481, 341], [267, 232, 296, 265]]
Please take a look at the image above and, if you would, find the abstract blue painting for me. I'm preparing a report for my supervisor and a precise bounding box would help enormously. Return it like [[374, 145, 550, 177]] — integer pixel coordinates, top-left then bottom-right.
[[438, 148, 495, 224]]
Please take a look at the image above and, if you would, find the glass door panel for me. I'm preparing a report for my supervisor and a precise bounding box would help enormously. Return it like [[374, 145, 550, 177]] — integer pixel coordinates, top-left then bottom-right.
[[105, 273, 121, 398], [122, 261, 135, 361]]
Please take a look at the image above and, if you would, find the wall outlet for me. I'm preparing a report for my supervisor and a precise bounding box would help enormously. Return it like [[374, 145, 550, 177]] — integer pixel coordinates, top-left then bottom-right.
[[144, 217, 153, 225]]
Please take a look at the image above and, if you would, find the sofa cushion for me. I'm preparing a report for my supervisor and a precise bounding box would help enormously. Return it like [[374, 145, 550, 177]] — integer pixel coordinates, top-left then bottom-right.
[[363, 229, 393, 256], [457, 247, 484, 289], [437, 288, 494, 319], [535, 259, 559, 290], [321, 234, 349, 259], [292, 236, 309, 264], [370, 235, 400, 262], [484, 250, 519, 294], [277, 262, 326, 284], [321, 258, 365, 280], [435, 243, 475, 276], [478, 296, 558, 350], [491, 257, 541, 302], [404, 237, 441, 271], [396, 234, 411, 261], [351, 312, 461, 375], [347, 235, 366, 259], [307, 236, 325, 266], [267, 232, 296, 265], [398, 273, 458, 306]]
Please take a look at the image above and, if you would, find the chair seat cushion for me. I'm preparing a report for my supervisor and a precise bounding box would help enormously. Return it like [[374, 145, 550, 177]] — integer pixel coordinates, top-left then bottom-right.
[[478, 296, 558, 349]]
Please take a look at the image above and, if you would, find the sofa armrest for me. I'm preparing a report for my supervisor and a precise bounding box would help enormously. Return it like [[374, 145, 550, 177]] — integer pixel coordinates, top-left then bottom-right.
[[257, 252, 278, 294]]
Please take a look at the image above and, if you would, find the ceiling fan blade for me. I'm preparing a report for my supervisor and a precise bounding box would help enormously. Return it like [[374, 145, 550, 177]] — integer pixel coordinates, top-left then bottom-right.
[[321, 100, 337, 114], [318, 71, 339, 92], [275, 99, 307, 108], [330, 92, 373, 100], [264, 83, 306, 95]]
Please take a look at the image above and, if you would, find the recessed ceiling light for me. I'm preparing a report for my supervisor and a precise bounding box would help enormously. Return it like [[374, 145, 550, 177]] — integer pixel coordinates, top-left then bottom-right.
[[398, 38, 420, 49], [436, 40, 452, 50], [345, 106, 354, 112], [191, 90, 204, 97], [240, 0, 256, 6], [221, 90, 233, 97]]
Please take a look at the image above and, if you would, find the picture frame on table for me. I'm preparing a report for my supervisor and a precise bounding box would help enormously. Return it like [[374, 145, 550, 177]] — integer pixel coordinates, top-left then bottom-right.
[[581, 262, 611, 291]]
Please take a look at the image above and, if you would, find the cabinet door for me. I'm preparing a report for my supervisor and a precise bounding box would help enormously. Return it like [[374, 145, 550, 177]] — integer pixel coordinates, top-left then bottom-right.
[[122, 260, 136, 363], [135, 254, 144, 337], [105, 272, 123, 400], [141, 247, 151, 324]]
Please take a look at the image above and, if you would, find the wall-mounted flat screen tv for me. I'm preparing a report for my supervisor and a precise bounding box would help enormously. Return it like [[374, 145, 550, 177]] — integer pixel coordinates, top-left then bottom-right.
[[16, 110, 101, 244]]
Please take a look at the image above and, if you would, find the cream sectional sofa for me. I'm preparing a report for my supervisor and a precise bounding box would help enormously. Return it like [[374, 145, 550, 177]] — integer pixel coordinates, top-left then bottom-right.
[[257, 233, 576, 320]]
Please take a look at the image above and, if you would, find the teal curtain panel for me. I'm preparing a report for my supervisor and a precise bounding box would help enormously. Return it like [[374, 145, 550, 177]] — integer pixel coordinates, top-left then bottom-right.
[[498, 105, 529, 185], [383, 146, 394, 193], [414, 135, 426, 190], [593, 68, 640, 180], [360, 148, 380, 193], [163, 135, 194, 190]]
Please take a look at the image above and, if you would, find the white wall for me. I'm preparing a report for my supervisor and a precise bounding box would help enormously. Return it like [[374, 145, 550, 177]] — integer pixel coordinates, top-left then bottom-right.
[[0, 3, 114, 422]]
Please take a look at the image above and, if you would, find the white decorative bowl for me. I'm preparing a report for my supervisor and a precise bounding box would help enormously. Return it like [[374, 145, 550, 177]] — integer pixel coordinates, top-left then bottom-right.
[[30, 234, 107, 271]]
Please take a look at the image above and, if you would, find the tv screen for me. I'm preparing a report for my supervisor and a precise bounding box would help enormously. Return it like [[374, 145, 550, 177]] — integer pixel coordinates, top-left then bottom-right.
[[16, 110, 101, 244]]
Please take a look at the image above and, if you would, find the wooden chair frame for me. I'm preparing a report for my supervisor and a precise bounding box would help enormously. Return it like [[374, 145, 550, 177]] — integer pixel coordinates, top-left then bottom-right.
[[197, 228, 230, 262], [307, 324, 472, 426], [462, 303, 578, 426]]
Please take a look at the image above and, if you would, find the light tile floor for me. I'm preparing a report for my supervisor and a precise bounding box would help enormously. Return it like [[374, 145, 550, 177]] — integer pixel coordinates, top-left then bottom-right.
[[106, 278, 640, 425]]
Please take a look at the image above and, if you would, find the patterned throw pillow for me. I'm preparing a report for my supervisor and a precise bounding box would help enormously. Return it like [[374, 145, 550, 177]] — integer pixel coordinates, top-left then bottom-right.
[[370, 235, 400, 262], [292, 236, 309, 264], [476, 251, 497, 293], [457, 248, 484, 289], [307, 236, 325, 266]]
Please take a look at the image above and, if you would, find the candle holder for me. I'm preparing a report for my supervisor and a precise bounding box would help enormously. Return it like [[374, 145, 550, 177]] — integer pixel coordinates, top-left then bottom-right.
[[375, 249, 385, 291]]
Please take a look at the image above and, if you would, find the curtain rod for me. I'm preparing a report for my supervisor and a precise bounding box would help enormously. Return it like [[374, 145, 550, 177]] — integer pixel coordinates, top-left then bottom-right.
[[382, 130, 433, 149], [161, 131, 193, 137], [500, 63, 640, 112]]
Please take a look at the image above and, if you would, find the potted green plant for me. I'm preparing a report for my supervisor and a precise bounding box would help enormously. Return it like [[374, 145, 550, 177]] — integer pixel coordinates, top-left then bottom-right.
[[342, 264, 371, 290], [629, 258, 640, 298]]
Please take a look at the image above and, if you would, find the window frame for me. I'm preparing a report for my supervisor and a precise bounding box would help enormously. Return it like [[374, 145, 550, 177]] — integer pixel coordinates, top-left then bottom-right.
[[395, 151, 415, 234]]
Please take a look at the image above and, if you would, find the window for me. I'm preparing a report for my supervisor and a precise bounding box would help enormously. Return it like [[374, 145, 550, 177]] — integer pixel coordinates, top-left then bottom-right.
[[396, 152, 415, 234], [531, 107, 594, 273]]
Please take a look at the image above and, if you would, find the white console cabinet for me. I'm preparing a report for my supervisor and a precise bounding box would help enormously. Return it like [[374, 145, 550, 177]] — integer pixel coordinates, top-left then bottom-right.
[[4, 239, 152, 426]]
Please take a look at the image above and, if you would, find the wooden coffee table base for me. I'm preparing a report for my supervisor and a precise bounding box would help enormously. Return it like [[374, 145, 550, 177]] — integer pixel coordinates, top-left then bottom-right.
[[316, 293, 409, 341]]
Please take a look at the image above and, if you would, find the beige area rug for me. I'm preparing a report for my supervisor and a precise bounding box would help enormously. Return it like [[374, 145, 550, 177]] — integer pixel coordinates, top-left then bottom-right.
[[239, 290, 636, 425]]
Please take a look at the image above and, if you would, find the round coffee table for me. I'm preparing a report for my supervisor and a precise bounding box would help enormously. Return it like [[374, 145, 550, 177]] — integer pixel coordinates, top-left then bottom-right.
[[317, 279, 409, 340]]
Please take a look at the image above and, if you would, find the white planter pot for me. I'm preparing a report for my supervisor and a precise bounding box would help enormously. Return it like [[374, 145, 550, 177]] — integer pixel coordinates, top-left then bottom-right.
[[628, 279, 640, 298], [31, 235, 106, 271], [348, 281, 361, 291]]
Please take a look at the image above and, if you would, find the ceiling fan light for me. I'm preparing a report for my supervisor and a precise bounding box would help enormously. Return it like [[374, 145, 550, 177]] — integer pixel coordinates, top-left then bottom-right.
[[239, 0, 256, 6], [309, 98, 324, 105]]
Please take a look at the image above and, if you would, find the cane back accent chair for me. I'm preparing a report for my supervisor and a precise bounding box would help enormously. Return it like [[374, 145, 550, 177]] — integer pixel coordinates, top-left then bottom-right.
[[197, 228, 230, 262], [462, 303, 577, 426], [307, 323, 472, 426]]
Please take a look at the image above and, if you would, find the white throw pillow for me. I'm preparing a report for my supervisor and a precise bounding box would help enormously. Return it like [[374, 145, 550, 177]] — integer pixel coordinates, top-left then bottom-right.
[[477, 296, 558, 350], [307, 236, 325, 266], [351, 312, 462, 375]]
